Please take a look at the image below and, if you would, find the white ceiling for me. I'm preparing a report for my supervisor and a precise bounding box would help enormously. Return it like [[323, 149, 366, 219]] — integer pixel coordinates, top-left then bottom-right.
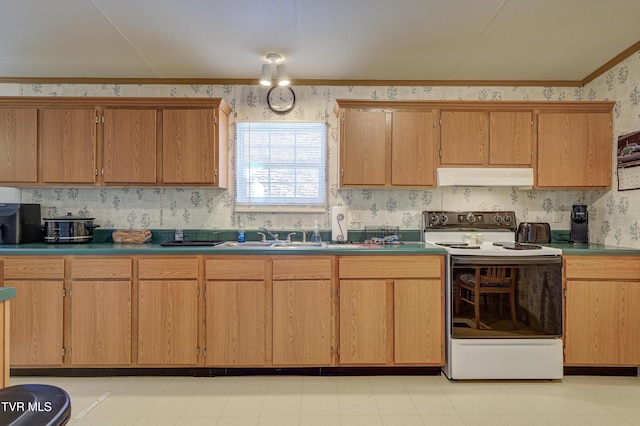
[[1, 0, 639, 83]]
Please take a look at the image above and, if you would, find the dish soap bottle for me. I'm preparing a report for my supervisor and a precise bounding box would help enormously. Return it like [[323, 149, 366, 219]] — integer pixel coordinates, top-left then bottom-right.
[[311, 220, 322, 243], [237, 221, 246, 243]]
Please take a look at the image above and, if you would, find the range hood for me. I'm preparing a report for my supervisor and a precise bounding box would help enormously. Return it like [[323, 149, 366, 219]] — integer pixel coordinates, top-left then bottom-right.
[[437, 168, 534, 187]]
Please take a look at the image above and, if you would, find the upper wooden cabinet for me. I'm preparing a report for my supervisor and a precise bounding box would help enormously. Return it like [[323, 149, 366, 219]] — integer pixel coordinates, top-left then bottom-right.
[[336, 101, 437, 188], [0, 97, 231, 187], [537, 109, 612, 189], [102, 108, 157, 184], [41, 107, 98, 184], [440, 110, 533, 166], [336, 100, 614, 189], [163, 108, 220, 185], [340, 109, 387, 186], [0, 107, 38, 183], [490, 111, 533, 166]]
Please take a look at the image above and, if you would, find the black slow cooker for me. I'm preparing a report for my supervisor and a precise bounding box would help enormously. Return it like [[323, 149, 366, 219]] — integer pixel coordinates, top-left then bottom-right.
[[43, 213, 100, 243]]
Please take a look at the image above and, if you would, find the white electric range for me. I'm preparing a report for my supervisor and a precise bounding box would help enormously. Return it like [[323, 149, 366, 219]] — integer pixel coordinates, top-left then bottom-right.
[[423, 211, 563, 380]]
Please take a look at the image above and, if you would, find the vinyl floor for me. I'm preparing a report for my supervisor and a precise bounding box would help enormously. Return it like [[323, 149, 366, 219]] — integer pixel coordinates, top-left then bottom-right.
[[9, 372, 640, 425]]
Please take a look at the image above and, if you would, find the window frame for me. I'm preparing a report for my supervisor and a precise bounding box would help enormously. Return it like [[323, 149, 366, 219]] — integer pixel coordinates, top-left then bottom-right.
[[234, 121, 328, 212]]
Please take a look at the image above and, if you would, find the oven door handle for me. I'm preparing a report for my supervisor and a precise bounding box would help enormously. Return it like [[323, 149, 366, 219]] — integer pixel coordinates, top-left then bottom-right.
[[450, 255, 562, 266]]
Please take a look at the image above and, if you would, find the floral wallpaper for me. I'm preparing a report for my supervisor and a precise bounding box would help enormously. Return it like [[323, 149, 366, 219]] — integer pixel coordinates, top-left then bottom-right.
[[4, 49, 640, 247]]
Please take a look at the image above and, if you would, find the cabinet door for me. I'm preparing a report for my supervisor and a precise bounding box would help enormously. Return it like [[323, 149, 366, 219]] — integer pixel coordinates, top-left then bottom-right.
[[341, 109, 387, 186], [70, 280, 132, 366], [7, 280, 64, 366], [394, 279, 442, 364], [273, 280, 332, 365], [391, 111, 436, 186], [138, 280, 198, 365], [440, 111, 488, 165], [565, 281, 640, 366], [537, 112, 611, 188], [41, 108, 97, 184], [162, 108, 216, 184], [206, 280, 266, 366], [489, 111, 532, 166], [103, 108, 157, 184], [339, 279, 387, 364], [0, 108, 38, 183]]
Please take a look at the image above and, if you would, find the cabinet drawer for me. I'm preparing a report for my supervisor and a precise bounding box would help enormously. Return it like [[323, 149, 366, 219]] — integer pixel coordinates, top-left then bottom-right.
[[71, 258, 132, 279], [138, 258, 199, 279], [564, 255, 640, 280], [339, 255, 442, 279], [273, 258, 332, 280], [205, 258, 266, 280], [3, 257, 64, 279]]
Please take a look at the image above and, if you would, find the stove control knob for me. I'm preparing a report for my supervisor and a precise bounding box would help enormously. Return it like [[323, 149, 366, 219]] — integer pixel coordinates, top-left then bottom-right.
[[440, 215, 449, 225], [466, 213, 476, 223], [503, 215, 512, 224], [430, 214, 440, 225], [494, 215, 503, 224]]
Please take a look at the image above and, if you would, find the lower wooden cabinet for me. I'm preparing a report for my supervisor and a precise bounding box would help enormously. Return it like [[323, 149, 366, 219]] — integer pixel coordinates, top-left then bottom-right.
[[205, 258, 268, 366], [137, 258, 199, 366], [394, 279, 442, 364], [0, 253, 445, 369], [207, 280, 267, 366], [564, 255, 640, 366], [70, 280, 132, 365], [2, 257, 65, 367], [68, 258, 132, 366], [338, 256, 444, 366], [339, 279, 388, 364], [272, 257, 334, 366], [8, 280, 64, 366]]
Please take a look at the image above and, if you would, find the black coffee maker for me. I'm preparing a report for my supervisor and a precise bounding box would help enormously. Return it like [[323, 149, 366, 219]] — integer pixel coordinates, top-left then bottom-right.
[[569, 204, 589, 245]]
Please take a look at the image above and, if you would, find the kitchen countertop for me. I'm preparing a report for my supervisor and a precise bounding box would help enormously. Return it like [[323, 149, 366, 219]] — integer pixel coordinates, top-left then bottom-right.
[[544, 242, 640, 255], [0, 287, 16, 302], [0, 241, 639, 255], [0, 241, 447, 255]]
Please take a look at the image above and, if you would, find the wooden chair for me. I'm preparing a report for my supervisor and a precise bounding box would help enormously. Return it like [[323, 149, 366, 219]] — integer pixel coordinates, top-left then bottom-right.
[[454, 267, 517, 329]]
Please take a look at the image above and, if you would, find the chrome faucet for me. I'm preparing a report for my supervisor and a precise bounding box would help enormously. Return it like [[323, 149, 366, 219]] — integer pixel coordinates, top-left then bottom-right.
[[258, 227, 279, 242]]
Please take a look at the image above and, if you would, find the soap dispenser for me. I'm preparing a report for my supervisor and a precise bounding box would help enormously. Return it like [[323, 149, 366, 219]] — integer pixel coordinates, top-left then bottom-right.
[[311, 220, 322, 243], [237, 221, 246, 243]]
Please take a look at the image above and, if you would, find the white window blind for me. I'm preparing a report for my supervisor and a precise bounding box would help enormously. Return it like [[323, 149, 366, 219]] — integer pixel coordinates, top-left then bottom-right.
[[235, 122, 327, 208]]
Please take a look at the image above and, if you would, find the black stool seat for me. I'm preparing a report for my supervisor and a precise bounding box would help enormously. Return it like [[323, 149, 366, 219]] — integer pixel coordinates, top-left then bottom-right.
[[0, 384, 71, 425]]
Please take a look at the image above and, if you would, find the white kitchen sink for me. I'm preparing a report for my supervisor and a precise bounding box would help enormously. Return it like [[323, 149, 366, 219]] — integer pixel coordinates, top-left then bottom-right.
[[216, 241, 325, 249]]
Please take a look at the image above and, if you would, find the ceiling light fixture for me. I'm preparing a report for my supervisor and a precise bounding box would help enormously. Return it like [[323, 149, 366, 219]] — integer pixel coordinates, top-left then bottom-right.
[[259, 53, 290, 87]]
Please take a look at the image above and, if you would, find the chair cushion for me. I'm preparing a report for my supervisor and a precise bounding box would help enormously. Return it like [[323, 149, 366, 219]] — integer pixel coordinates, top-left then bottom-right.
[[455, 272, 511, 288]]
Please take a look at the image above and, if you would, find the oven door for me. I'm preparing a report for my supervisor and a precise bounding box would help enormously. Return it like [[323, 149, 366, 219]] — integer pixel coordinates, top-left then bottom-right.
[[449, 255, 562, 339]]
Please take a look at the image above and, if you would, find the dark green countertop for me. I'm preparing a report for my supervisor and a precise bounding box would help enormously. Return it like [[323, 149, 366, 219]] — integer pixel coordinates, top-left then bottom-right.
[[0, 287, 16, 302], [0, 241, 447, 255], [1, 241, 639, 256], [1, 227, 638, 255], [545, 242, 640, 255]]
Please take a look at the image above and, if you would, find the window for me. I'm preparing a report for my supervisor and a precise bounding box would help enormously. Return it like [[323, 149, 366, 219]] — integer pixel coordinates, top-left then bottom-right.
[[235, 122, 327, 210]]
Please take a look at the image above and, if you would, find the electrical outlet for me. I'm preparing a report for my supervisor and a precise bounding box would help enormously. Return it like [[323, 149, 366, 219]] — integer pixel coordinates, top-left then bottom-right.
[[553, 210, 563, 223], [350, 212, 363, 223]]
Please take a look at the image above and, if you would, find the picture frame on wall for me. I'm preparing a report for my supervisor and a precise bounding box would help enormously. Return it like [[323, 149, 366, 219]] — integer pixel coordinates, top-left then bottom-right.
[[616, 130, 640, 191]]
